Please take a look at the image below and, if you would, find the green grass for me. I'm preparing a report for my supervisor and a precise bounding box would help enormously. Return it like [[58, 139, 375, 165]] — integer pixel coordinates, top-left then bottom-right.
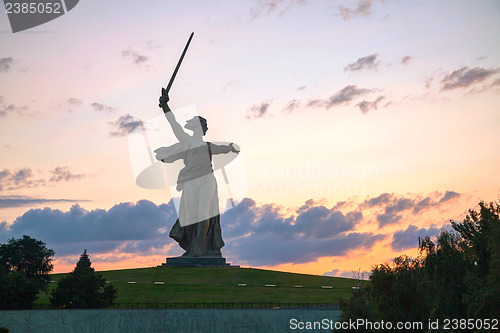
[[37, 266, 362, 306]]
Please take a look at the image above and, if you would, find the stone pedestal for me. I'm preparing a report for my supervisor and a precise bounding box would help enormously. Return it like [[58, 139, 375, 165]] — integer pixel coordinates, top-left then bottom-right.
[[162, 257, 238, 267]]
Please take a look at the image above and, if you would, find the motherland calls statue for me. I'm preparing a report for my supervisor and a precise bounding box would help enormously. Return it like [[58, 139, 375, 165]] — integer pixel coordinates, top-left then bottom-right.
[[155, 90, 239, 258]]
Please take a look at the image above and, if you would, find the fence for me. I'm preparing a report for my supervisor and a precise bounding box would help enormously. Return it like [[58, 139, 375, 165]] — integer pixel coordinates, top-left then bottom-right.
[[33, 302, 339, 310]]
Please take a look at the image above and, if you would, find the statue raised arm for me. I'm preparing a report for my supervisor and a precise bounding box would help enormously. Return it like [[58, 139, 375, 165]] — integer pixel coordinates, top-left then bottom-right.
[[159, 89, 188, 142]]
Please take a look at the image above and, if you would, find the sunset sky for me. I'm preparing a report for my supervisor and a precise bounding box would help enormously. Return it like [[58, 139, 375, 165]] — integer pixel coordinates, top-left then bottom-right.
[[1, 0, 499, 276]]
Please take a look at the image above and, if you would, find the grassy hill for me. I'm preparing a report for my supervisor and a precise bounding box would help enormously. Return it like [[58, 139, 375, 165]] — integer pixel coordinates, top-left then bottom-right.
[[36, 266, 361, 306]]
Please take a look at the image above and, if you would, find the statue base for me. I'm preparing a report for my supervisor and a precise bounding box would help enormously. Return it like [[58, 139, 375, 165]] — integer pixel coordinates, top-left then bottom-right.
[[162, 257, 239, 267]]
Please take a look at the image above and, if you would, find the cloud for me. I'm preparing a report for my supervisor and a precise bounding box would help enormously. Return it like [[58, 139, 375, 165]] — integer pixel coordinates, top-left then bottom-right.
[[308, 85, 373, 110], [36, 196, 367, 266], [109, 114, 144, 137], [376, 197, 416, 227], [228, 231, 384, 266], [0, 96, 28, 117], [384, 198, 416, 215], [223, 198, 361, 241], [338, 0, 375, 20], [278, 85, 376, 113], [247, 102, 271, 119], [296, 198, 328, 213], [91, 102, 117, 113], [439, 190, 460, 203], [0, 200, 178, 256], [66, 98, 83, 112], [221, 79, 239, 93], [0, 167, 85, 191], [0, 191, 464, 268], [356, 96, 384, 114], [67, 98, 82, 106], [49, 167, 85, 182], [0, 168, 44, 190], [323, 269, 370, 279], [413, 191, 461, 214], [0, 195, 86, 209], [363, 191, 461, 214], [328, 85, 372, 105], [322, 269, 340, 277], [145, 40, 161, 50], [282, 99, 301, 112], [361, 191, 462, 227], [363, 192, 393, 207], [441, 66, 500, 91], [250, 0, 383, 21], [424, 76, 434, 89], [121, 48, 149, 65], [293, 206, 359, 239], [401, 56, 411, 65], [391, 224, 441, 251], [250, 0, 308, 20], [0, 104, 28, 117], [412, 197, 432, 214], [51, 98, 84, 113], [221, 198, 383, 266], [344, 54, 379, 72], [376, 212, 402, 227], [0, 57, 14, 72]]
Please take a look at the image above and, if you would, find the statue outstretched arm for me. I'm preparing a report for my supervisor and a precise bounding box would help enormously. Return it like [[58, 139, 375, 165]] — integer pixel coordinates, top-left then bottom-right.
[[210, 143, 240, 155]]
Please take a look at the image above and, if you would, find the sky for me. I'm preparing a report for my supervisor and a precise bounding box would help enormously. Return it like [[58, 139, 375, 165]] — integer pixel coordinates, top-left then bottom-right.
[[1, 0, 499, 277]]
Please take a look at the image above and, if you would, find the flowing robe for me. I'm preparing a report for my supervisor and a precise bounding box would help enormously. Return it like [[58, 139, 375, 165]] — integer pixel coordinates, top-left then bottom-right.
[[155, 136, 232, 257]]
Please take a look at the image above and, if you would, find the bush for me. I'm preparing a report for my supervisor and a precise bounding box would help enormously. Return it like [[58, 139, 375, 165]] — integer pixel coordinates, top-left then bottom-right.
[[50, 250, 117, 309]]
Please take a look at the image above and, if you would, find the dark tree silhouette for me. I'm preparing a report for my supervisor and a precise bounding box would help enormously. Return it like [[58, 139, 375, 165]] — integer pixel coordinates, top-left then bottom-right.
[[337, 201, 500, 330], [50, 250, 117, 309], [0, 235, 54, 309]]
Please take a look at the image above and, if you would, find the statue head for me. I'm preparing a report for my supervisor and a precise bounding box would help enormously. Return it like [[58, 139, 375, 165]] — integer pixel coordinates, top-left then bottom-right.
[[185, 116, 208, 135]]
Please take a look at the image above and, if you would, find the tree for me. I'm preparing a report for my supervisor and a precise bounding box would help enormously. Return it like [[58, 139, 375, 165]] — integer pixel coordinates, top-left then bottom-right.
[[336, 255, 427, 332], [418, 229, 471, 319], [337, 286, 374, 333], [338, 200, 500, 326], [456, 201, 500, 318], [0, 235, 54, 278], [420, 201, 500, 318], [0, 235, 54, 309], [50, 250, 117, 308]]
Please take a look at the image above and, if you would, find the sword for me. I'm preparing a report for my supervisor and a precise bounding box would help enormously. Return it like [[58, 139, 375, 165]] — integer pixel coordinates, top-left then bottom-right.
[[160, 32, 194, 106]]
